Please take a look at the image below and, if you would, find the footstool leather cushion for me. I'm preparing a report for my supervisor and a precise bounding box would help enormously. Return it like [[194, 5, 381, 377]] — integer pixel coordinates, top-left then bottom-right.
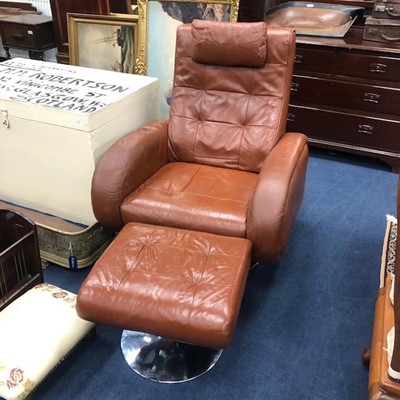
[[77, 222, 252, 348]]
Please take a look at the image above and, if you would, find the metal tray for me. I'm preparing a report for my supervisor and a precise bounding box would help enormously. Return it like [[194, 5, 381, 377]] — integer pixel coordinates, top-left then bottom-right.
[[0, 200, 113, 269], [265, 1, 365, 37]]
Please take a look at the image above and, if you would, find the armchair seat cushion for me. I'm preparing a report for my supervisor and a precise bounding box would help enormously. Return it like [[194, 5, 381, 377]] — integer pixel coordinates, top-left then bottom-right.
[[121, 162, 258, 238]]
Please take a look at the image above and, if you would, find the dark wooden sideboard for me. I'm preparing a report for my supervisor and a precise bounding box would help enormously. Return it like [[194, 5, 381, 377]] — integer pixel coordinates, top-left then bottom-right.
[[286, 28, 400, 172]]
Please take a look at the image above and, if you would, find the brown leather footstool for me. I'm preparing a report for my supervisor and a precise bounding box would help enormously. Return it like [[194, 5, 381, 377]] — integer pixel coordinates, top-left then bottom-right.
[[76, 222, 252, 381]]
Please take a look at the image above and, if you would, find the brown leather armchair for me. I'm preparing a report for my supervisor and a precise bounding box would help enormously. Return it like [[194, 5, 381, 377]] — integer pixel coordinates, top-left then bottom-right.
[[90, 20, 308, 264]]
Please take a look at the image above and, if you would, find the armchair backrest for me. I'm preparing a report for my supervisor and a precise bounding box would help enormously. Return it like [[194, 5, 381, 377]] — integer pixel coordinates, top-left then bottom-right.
[[168, 20, 296, 173]]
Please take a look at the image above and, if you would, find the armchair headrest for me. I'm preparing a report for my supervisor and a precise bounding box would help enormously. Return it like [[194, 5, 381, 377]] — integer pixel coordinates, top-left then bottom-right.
[[191, 20, 267, 67]]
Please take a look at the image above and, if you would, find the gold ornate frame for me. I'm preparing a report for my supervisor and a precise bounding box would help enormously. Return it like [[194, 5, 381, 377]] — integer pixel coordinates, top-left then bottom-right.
[[135, 0, 239, 75], [67, 13, 139, 74]]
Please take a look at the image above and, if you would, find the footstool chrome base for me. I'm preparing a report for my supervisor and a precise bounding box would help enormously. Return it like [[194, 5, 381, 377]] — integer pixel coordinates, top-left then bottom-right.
[[121, 330, 223, 383]]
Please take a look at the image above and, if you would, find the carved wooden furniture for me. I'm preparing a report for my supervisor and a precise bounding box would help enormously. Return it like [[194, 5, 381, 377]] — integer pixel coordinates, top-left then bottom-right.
[[0, 209, 42, 311], [0, 14, 55, 60]]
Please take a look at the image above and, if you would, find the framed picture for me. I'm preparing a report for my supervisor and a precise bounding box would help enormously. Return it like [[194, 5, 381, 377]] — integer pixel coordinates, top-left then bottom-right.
[[136, 0, 239, 117], [67, 13, 138, 74]]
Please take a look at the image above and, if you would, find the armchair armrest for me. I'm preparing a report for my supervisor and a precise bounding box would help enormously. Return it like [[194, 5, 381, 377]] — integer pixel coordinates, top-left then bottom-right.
[[247, 132, 308, 263], [92, 120, 169, 231]]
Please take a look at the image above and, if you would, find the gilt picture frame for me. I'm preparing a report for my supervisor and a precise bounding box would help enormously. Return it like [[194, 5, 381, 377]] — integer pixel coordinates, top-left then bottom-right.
[[67, 13, 138, 74], [136, 0, 239, 117]]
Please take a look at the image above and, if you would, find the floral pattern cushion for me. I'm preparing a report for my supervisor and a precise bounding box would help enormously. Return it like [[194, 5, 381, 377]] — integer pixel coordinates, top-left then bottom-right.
[[0, 283, 95, 400]]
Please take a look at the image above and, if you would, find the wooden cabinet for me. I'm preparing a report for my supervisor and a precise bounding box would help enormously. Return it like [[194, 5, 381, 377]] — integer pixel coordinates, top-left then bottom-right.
[[49, 0, 110, 64], [286, 28, 400, 172], [238, 0, 278, 21], [0, 14, 55, 60]]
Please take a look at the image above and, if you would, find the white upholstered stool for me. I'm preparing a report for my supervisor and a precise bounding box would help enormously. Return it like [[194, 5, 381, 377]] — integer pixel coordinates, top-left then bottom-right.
[[0, 283, 94, 400]]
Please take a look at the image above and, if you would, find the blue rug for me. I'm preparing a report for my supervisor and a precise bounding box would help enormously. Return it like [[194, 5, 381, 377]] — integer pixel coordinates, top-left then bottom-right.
[[37, 149, 399, 400]]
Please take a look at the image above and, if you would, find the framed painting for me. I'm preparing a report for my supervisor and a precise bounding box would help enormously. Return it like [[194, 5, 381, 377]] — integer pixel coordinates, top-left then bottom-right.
[[136, 0, 239, 117], [67, 13, 138, 74]]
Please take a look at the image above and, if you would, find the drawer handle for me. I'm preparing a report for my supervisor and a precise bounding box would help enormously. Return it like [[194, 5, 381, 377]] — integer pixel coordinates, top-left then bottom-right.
[[387, 7, 400, 17], [294, 54, 303, 64], [358, 124, 373, 135], [380, 31, 400, 42], [363, 93, 380, 103], [291, 82, 299, 92], [11, 34, 24, 41], [287, 113, 296, 122], [370, 63, 387, 73]]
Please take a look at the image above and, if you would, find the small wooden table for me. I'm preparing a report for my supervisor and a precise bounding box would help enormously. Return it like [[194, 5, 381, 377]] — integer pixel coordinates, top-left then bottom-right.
[[0, 13, 56, 60]]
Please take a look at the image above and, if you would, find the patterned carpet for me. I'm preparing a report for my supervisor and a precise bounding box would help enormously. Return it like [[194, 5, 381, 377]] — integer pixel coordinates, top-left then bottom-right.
[[381, 215, 398, 286]]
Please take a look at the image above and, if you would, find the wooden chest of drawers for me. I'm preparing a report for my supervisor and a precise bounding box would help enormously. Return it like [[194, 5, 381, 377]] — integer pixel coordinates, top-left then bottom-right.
[[286, 28, 400, 172]]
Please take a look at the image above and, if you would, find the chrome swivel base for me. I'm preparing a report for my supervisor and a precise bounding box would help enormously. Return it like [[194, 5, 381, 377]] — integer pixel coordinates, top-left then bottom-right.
[[121, 330, 223, 383]]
